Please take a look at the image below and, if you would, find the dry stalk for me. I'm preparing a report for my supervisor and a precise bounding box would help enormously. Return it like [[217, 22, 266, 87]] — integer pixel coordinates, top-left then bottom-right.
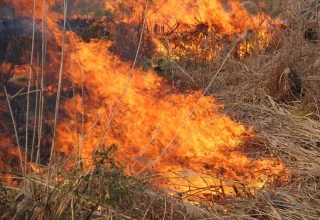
[[138, 34, 243, 174], [94, 0, 150, 153], [25, 0, 36, 176], [46, 0, 68, 197], [37, 0, 47, 165], [129, 121, 162, 173], [3, 87, 26, 193]]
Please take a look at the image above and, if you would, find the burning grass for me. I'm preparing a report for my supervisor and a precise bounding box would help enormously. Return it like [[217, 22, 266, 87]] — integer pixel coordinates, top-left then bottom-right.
[[0, 0, 320, 219], [151, 5, 320, 218], [0, 145, 212, 219]]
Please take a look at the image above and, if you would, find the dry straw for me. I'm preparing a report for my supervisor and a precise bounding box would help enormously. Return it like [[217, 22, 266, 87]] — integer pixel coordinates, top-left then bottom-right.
[[1, 0, 320, 219]]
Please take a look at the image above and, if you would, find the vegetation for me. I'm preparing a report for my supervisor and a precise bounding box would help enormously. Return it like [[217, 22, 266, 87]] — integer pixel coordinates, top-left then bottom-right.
[[0, 0, 320, 219]]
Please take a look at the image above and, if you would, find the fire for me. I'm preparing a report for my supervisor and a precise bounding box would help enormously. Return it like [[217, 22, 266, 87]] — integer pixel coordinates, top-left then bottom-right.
[[0, 136, 20, 185], [55, 39, 287, 195], [104, 0, 284, 59], [0, 0, 289, 196], [106, 0, 267, 32]]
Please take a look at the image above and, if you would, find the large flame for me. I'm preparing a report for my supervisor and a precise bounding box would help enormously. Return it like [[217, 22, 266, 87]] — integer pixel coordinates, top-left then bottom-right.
[[106, 0, 270, 32], [0, 0, 288, 195], [56, 38, 287, 194], [104, 0, 284, 59]]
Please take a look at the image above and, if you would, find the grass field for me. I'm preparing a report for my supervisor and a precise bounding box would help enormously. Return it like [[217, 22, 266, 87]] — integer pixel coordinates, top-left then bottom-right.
[[0, 0, 320, 219]]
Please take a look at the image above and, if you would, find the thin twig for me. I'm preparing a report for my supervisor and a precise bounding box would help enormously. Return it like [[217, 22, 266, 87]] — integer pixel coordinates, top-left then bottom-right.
[[4, 87, 26, 193], [60, 112, 105, 168], [25, 0, 36, 176], [46, 0, 68, 195], [129, 121, 162, 173], [138, 34, 242, 174], [37, 0, 47, 165], [94, 0, 150, 153]]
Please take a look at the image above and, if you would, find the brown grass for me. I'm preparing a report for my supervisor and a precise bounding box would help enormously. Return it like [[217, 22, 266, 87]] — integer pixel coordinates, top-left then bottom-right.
[[146, 0, 320, 219], [1, 0, 320, 219]]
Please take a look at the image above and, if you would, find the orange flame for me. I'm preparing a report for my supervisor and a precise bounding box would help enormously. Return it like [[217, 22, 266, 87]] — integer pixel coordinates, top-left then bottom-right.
[[0, 0, 288, 194], [104, 0, 284, 59], [106, 0, 265, 32], [55, 39, 287, 194]]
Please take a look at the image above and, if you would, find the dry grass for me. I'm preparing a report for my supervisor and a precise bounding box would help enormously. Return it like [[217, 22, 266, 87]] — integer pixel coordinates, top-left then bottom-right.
[[146, 0, 320, 219], [0, 146, 211, 219], [1, 0, 320, 219]]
